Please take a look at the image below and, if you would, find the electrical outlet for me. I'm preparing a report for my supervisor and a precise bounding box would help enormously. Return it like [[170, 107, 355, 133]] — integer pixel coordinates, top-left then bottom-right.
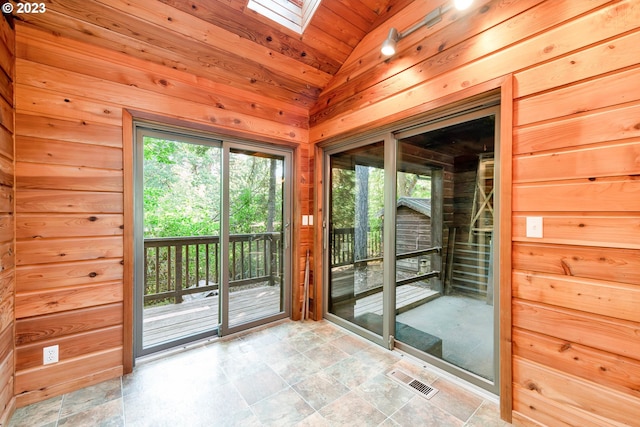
[[43, 345, 59, 365]]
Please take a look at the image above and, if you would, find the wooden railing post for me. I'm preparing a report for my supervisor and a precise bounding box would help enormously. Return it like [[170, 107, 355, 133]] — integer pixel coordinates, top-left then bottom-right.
[[143, 234, 276, 304], [175, 244, 183, 303]]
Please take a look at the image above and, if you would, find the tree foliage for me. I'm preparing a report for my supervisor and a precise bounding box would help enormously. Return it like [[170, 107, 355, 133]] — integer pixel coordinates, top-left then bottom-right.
[[330, 166, 431, 230], [228, 153, 283, 234], [143, 137, 283, 238]]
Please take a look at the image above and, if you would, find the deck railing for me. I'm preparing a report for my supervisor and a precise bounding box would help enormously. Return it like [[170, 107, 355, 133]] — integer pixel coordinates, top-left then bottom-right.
[[145, 227, 382, 306], [330, 227, 383, 267], [144, 232, 282, 305]]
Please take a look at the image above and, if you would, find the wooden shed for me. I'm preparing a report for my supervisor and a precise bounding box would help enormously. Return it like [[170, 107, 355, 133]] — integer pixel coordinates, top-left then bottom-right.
[[0, 1, 639, 426], [395, 197, 432, 274]]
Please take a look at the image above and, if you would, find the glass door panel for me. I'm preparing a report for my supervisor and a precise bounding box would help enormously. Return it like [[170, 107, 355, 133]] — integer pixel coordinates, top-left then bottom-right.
[[136, 127, 292, 356], [328, 141, 385, 336], [137, 130, 222, 355], [394, 166, 443, 356], [394, 114, 498, 386], [226, 149, 286, 329]]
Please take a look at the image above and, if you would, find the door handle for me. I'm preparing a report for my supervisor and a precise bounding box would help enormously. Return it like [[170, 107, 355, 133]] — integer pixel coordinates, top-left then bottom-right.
[[284, 222, 290, 249]]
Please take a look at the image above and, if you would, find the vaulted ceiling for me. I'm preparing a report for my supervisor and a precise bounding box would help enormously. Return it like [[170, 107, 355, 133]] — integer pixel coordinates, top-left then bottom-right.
[[15, 0, 409, 111]]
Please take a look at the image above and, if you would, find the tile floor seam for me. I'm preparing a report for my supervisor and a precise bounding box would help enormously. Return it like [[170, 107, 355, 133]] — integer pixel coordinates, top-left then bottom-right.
[[373, 389, 416, 424], [225, 362, 256, 413], [245, 396, 262, 426], [266, 336, 331, 417], [55, 393, 64, 427], [285, 385, 318, 415]]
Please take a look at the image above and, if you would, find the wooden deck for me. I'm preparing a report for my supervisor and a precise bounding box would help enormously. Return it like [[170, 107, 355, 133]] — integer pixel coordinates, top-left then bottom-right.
[[142, 285, 281, 348], [143, 284, 437, 348]]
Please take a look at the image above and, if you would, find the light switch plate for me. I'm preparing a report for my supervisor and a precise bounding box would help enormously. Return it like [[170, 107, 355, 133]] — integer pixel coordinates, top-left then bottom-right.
[[526, 216, 543, 238]]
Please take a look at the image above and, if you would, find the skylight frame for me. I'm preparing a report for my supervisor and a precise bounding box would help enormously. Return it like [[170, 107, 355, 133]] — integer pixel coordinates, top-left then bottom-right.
[[247, 0, 322, 34]]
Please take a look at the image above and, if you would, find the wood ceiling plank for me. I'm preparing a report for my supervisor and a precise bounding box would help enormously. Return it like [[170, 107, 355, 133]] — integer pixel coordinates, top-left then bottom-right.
[[15, 0, 403, 115], [17, 58, 308, 143], [362, 0, 399, 17], [92, 0, 332, 89], [298, 20, 353, 61], [333, 0, 381, 28], [19, 4, 319, 108], [313, 0, 369, 38], [337, 0, 435, 74], [312, 0, 605, 127], [314, 0, 543, 118], [17, 27, 308, 128], [159, 0, 343, 74]]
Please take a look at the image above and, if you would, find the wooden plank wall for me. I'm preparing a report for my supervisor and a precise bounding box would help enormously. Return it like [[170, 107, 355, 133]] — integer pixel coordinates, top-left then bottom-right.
[[13, 23, 308, 405], [0, 14, 15, 427], [310, 0, 640, 425], [297, 144, 315, 320]]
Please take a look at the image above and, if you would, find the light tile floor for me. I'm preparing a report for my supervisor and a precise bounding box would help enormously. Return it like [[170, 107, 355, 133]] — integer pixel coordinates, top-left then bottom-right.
[[9, 320, 510, 426]]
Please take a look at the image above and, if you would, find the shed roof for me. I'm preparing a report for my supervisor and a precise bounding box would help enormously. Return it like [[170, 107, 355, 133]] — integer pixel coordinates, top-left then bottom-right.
[[378, 197, 432, 217], [397, 197, 431, 217]]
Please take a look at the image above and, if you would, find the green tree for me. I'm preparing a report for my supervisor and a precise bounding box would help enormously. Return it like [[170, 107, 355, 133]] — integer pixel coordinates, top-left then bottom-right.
[[143, 137, 221, 237], [143, 139, 283, 238]]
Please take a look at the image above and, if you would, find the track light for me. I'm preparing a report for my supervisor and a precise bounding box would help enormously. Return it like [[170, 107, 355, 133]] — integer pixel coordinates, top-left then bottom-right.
[[381, 28, 399, 56], [380, 0, 474, 57]]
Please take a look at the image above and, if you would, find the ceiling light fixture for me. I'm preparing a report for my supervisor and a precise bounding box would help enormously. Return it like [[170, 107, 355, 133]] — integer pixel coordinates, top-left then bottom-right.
[[381, 28, 399, 56], [381, 0, 474, 57], [453, 0, 473, 10]]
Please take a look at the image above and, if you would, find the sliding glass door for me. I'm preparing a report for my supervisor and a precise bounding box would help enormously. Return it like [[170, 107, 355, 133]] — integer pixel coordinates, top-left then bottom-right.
[[135, 126, 291, 356], [135, 130, 222, 355], [394, 110, 499, 391], [324, 106, 500, 393], [221, 147, 289, 334], [326, 139, 388, 342]]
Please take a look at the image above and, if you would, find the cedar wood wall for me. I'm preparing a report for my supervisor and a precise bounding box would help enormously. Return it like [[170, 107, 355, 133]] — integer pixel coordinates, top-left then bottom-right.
[[311, 0, 640, 426], [4, 0, 640, 426], [12, 23, 312, 406], [0, 14, 15, 427]]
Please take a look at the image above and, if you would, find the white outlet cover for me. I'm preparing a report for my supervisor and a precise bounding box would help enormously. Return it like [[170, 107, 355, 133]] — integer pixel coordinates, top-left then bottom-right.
[[526, 216, 543, 238], [43, 345, 59, 365]]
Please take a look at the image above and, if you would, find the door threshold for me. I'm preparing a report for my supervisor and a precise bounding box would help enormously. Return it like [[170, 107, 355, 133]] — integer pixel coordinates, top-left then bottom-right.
[[135, 334, 220, 366]]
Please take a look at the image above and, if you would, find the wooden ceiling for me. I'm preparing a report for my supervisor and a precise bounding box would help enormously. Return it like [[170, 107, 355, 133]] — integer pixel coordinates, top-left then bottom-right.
[[14, 0, 408, 111]]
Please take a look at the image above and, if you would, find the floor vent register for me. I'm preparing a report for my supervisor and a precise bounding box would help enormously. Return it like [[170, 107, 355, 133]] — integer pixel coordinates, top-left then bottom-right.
[[387, 369, 439, 400]]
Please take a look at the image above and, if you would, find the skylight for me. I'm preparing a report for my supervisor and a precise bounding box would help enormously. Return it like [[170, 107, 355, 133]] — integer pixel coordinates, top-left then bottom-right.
[[247, 0, 322, 34]]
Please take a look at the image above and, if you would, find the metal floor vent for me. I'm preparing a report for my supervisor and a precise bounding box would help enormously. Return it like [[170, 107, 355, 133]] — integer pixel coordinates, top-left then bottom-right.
[[387, 369, 439, 400]]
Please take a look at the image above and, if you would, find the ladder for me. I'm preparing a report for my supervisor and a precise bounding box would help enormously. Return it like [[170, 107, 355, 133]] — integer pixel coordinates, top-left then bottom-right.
[[468, 154, 494, 243]]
